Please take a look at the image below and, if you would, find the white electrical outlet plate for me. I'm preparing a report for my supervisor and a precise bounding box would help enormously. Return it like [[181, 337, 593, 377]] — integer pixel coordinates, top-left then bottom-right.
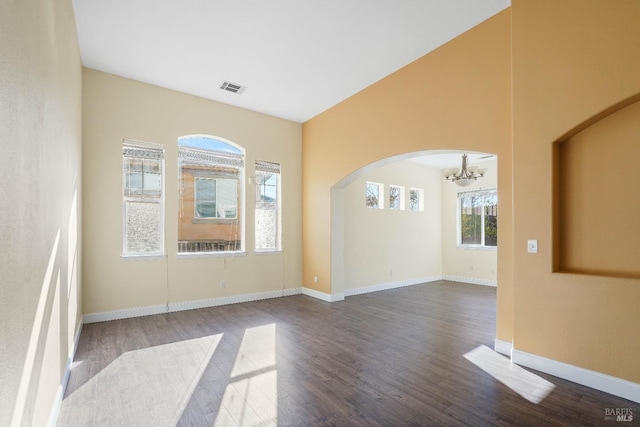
[[527, 240, 538, 253]]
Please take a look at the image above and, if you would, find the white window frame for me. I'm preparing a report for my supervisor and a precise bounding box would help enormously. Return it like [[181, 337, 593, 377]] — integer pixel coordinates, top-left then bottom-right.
[[366, 181, 384, 209], [255, 160, 281, 252], [457, 188, 497, 249], [122, 139, 165, 258]]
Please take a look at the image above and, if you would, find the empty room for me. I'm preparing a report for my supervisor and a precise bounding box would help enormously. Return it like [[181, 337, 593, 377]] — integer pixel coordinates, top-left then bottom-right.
[[2, 0, 639, 426]]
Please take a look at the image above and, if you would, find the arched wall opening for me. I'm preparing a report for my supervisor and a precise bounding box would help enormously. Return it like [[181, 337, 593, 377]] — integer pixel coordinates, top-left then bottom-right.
[[331, 150, 498, 297]]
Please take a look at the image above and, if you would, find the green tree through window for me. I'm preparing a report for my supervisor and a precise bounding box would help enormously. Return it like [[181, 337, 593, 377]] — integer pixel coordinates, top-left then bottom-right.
[[459, 189, 497, 247]]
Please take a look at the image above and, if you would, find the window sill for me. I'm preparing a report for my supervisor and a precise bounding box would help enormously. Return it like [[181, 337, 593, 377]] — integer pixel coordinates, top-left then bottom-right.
[[192, 218, 239, 225], [456, 245, 497, 251], [121, 254, 167, 261], [177, 251, 247, 259], [255, 250, 282, 256]]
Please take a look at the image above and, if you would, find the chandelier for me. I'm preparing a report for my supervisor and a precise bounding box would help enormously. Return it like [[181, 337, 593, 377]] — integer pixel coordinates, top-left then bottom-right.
[[444, 154, 485, 187]]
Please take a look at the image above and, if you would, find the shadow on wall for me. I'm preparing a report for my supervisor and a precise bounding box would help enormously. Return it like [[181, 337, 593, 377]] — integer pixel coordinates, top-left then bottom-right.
[[11, 184, 80, 427], [555, 97, 640, 280]]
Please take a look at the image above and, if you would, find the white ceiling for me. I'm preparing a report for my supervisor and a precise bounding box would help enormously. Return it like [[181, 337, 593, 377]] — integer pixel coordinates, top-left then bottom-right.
[[72, 0, 509, 123], [409, 151, 496, 170]]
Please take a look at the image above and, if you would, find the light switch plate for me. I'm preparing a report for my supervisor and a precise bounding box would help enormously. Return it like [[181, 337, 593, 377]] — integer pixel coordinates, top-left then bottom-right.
[[527, 240, 538, 253]]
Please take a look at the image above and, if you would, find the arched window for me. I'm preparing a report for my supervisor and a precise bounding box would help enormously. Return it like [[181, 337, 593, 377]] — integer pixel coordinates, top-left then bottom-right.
[[178, 135, 244, 253]]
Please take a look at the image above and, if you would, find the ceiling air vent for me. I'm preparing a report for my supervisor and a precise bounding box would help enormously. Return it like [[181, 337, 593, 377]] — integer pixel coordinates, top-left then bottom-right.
[[220, 81, 246, 94]]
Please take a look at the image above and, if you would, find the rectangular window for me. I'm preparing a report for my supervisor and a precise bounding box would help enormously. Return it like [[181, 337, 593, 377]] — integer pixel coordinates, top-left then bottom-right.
[[366, 182, 384, 209], [389, 185, 404, 210], [484, 192, 498, 247], [409, 188, 424, 211], [255, 160, 281, 251], [178, 145, 243, 253], [459, 189, 497, 247], [122, 140, 164, 257]]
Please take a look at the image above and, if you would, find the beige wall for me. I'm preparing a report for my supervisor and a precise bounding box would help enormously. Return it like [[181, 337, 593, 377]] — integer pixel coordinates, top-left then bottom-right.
[[344, 161, 443, 290], [512, 0, 640, 381], [442, 158, 498, 283], [82, 69, 302, 314], [302, 10, 512, 334], [0, 0, 82, 425]]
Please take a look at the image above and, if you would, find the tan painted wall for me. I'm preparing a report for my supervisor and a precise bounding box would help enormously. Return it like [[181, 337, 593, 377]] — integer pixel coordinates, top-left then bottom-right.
[[0, 0, 82, 425], [442, 158, 498, 282], [558, 100, 640, 278], [82, 69, 302, 314], [302, 10, 512, 336], [344, 161, 443, 290], [512, 0, 640, 381]]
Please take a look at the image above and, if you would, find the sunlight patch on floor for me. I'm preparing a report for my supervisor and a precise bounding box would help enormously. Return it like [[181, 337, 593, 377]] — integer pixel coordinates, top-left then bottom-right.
[[464, 345, 555, 404], [59, 334, 222, 426], [215, 323, 278, 427]]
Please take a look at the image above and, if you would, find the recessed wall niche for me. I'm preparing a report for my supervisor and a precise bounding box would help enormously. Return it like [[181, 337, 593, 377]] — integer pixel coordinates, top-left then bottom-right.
[[555, 99, 640, 279]]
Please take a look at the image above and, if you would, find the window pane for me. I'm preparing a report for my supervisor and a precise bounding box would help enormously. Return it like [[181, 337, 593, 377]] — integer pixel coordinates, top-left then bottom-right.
[[256, 208, 277, 249], [124, 158, 142, 196], [216, 179, 237, 218], [255, 168, 280, 251], [125, 172, 143, 196], [484, 194, 498, 246], [143, 172, 161, 196], [410, 188, 422, 211], [461, 195, 482, 244], [257, 173, 277, 205], [366, 182, 380, 208], [125, 201, 161, 254], [142, 159, 161, 197], [178, 136, 243, 253], [195, 178, 217, 218], [389, 186, 401, 210]]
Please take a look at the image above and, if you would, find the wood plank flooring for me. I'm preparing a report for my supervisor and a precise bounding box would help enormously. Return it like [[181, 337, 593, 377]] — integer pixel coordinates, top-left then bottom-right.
[[60, 281, 638, 426]]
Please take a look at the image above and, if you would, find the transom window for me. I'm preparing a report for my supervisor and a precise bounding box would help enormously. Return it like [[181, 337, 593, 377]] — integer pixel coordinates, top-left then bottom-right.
[[409, 187, 424, 212], [366, 182, 384, 209], [389, 185, 404, 210]]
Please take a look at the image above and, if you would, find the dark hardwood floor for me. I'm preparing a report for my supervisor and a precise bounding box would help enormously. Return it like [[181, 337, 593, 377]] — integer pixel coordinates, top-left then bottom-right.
[[61, 281, 638, 426]]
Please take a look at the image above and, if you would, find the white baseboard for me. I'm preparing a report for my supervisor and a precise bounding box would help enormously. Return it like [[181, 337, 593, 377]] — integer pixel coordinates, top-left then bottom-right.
[[443, 275, 497, 287], [344, 276, 442, 297], [512, 348, 640, 404], [301, 287, 344, 302], [169, 289, 285, 313], [84, 303, 168, 323], [84, 288, 303, 323], [283, 287, 302, 297], [48, 320, 83, 427], [494, 339, 512, 356], [84, 275, 496, 323]]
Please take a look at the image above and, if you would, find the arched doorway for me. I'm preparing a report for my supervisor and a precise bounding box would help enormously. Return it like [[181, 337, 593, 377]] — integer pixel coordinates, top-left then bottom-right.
[[331, 150, 498, 297]]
